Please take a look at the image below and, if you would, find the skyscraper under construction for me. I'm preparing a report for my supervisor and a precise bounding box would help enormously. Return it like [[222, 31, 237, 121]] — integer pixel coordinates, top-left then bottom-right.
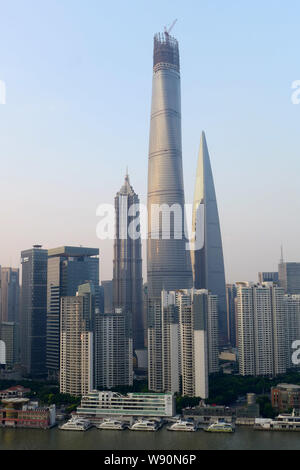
[[147, 29, 192, 391], [147, 30, 192, 299]]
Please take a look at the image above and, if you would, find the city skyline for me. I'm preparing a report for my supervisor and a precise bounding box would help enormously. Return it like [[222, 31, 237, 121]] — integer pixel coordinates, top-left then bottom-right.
[[1, 4, 300, 452], [1, 0, 300, 285]]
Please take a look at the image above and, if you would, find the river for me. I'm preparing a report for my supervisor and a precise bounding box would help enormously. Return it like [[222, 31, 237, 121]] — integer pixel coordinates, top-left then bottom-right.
[[0, 426, 300, 450]]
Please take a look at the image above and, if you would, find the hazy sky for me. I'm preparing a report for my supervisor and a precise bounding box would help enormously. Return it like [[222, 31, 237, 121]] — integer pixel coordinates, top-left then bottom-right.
[[0, 0, 299, 283]]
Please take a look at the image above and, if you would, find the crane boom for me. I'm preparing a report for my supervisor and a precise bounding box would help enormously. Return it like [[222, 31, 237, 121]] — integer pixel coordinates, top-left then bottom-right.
[[164, 19, 178, 37], [168, 19, 177, 35]]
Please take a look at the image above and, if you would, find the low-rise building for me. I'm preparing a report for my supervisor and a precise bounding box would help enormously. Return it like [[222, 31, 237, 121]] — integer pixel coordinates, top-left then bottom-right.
[[183, 405, 234, 424], [183, 393, 260, 426], [271, 384, 300, 411], [0, 399, 56, 429], [76, 391, 175, 423], [0, 385, 31, 399]]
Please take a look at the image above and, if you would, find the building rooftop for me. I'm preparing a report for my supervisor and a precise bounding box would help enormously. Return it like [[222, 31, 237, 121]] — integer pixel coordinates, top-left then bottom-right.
[[0, 385, 31, 394], [274, 383, 300, 391], [1, 398, 29, 404], [48, 246, 99, 258]]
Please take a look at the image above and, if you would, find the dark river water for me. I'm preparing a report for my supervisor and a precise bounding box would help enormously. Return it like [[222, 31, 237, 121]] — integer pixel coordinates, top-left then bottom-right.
[[0, 426, 300, 450]]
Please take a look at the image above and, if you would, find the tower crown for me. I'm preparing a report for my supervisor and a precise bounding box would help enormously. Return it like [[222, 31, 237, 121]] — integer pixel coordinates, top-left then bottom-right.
[[153, 32, 180, 72], [119, 172, 135, 196]]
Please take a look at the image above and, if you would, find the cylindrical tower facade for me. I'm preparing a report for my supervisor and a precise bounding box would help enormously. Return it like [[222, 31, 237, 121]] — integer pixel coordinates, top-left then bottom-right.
[[147, 33, 192, 298]]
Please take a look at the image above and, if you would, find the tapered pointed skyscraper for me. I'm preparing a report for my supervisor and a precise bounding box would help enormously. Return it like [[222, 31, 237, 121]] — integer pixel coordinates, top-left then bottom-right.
[[191, 132, 227, 344]]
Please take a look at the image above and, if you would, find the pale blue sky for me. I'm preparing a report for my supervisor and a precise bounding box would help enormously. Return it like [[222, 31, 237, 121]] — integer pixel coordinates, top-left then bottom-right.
[[0, 0, 299, 282]]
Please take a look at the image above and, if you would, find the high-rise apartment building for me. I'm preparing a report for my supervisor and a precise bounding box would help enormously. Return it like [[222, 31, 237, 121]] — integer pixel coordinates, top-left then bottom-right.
[[142, 283, 148, 349], [149, 289, 217, 398], [147, 298, 163, 392], [236, 282, 286, 377], [178, 290, 210, 399], [161, 291, 180, 394], [284, 294, 300, 370], [95, 308, 133, 389], [21, 245, 48, 377], [206, 294, 220, 374], [0, 340, 5, 367], [191, 132, 227, 345], [226, 284, 237, 348], [46, 246, 99, 380], [60, 283, 95, 396], [113, 174, 144, 351]]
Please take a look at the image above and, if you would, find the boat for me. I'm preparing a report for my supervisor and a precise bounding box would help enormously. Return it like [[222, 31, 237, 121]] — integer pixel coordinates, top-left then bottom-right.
[[167, 419, 198, 432], [97, 419, 127, 430], [205, 420, 234, 433], [129, 419, 160, 432], [59, 416, 92, 431], [255, 410, 300, 432]]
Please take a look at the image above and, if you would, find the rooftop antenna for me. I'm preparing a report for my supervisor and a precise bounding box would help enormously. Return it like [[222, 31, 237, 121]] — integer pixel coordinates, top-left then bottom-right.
[[164, 19, 178, 37], [280, 245, 284, 264]]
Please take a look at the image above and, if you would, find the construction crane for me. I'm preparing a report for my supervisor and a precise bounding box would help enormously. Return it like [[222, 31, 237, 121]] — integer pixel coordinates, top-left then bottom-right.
[[164, 19, 178, 37]]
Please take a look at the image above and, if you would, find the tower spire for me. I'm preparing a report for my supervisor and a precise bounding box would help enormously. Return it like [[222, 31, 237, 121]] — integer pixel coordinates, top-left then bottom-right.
[[280, 245, 285, 264]]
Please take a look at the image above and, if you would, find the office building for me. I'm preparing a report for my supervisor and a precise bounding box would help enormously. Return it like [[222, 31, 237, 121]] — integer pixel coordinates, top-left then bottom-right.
[[279, 262, 300, 295], [191, 132, 227, 345], [0, 322, 19, 368], [258, 272, 279, 284], [46, 246, 99, 380], [101, 280, 113, 314], [113, 173, 144, 350], [0, 267, 20, 323], [20, 245, 48, 377]]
